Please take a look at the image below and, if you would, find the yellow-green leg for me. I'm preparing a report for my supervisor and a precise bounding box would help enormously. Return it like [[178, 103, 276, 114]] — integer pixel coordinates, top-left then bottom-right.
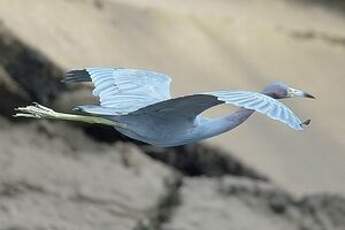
[[14, 102, 125, 128]]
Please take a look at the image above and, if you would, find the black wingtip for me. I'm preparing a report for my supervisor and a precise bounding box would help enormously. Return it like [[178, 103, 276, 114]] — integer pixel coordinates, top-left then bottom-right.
[[62, 69, 91, 83], [302, 119, 311, 126], [72, 107, 82, 112]]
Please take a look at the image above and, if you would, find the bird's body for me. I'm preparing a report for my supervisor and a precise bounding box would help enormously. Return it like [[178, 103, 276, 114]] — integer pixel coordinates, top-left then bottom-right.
[[14, 68, 314, 147], [111, 106, 254, 147], [112, 111, 199, 147]]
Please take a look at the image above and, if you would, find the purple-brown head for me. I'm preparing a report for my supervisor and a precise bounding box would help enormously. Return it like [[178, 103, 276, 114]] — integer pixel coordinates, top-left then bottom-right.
[[262, 81, 315, 100]]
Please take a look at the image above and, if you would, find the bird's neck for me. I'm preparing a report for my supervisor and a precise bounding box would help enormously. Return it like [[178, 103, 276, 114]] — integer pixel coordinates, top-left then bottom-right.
[[196, 89, 279, 140], [197, 108, 255, 139]]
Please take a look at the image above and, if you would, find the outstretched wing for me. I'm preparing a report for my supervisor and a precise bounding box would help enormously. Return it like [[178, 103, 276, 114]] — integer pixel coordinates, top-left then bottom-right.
[[63, 68, 172, 115], [133, 91, 305, 130], [205, 91, 304, 130]]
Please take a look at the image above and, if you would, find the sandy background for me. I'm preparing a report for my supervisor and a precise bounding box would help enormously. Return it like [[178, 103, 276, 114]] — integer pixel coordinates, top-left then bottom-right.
[[0, 0, 344, 229], [0, 0, 343, 195]]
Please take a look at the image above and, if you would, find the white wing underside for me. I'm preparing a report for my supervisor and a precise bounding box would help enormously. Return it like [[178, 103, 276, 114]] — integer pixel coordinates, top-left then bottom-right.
[[205, 91, 304, 130], [69, 68, 172, 115]]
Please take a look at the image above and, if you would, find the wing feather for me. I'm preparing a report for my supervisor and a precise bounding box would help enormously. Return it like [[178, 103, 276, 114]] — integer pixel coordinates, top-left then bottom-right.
[[134, 91, 305, 130], [63, 68, 172, 115], [204, 91, 303, 130]]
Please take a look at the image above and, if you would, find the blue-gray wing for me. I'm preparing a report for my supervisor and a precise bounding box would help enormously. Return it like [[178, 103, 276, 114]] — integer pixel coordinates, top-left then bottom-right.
[[63, 68, 172, 115], [133, 91, 304, 130], [131, 94, 222, 123]]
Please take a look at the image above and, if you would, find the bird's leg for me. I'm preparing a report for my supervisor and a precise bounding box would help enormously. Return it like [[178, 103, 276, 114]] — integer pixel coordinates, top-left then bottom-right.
[[14, 102, 125, 128]]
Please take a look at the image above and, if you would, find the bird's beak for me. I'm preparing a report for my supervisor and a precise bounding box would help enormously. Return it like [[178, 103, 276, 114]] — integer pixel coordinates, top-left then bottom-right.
[[303, 92, 316, 99], [288, 87, 315, 99]]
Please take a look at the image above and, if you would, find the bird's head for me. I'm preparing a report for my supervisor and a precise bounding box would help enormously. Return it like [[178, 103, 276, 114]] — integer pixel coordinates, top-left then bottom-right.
[[262, 81, 315, 100]]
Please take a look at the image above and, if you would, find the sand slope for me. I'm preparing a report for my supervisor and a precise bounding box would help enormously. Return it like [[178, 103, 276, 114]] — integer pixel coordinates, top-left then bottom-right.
[[0, 0, 344, 195]]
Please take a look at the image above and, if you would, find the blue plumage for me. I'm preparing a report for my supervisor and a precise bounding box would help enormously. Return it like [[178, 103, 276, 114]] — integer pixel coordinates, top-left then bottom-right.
[[17, 68, 314, 147]]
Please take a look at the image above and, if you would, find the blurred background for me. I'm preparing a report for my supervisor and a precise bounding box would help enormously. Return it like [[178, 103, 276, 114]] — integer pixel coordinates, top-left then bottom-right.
[[0, 0, 344, 229]]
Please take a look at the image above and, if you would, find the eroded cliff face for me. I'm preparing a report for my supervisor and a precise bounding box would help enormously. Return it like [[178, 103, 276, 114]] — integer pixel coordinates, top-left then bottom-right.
[[0, 1, 344, 229], [0, 0, 344, 195]]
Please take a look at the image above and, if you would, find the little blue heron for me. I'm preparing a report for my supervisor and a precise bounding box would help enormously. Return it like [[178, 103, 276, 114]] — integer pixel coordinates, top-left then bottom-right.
[[14, 68, 314, 147]]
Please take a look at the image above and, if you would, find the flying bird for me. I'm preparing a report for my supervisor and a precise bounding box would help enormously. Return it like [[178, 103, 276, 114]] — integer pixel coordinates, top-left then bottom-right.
[[14, 68, 314, 147]]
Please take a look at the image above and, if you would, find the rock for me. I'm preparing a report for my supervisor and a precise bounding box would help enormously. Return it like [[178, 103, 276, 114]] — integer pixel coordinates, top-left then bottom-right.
[[0, 66, 30, 117], [0, 1, 344, 230], [142, 144, 268, 180], [0, 24, 65, 104], [0, 0, 344, 195], [163, 177, 345, 230], [0, 120, 178, 230]]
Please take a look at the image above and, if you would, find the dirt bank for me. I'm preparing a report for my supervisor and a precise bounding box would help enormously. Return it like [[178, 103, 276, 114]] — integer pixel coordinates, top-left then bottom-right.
[[0, 1, 344, 229]]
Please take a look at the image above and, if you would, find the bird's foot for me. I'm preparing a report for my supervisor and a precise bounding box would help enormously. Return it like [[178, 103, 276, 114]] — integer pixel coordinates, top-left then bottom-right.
[[14, 102, 57, 119]]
